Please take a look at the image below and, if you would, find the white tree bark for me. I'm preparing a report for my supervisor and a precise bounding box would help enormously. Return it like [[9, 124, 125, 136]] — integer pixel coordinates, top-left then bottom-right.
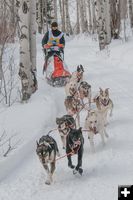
[[120, 0, 128, 41], [65, 0, 72, 35], [36, 0, 43, 33], [83, 0, 88, 31], [87, 0, 92, 33], [120, 0, 127, 20], [17, 0, 37, 101], [76, 0, 80, 34], [30, 0, 36, 71], [29, 0, 37, 90], [53, 0, 58, 22], [59, 0, 66, 32], [44, 0, 49, 31], [92, 0, 97, 34], [128, 0, 133, 28], [95, 0, 106, 50], [110, 0, 120, 39], [79, 0, 87, 33], [104, 0, 111, 44]]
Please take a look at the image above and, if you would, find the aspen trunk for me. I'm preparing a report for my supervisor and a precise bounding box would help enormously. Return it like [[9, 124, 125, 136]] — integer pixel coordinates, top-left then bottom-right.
[[65, 0, 73, 35], [76, 0, 80, 34], [53, 0, 58, 22], [59, 0, 65, 32], [95, 0, 106, 50], [92, 0, 97, 34], [79, 0, 87, 33], [30, 0, 38, 91], [128, 0, 133, 28], [104, 0, 111, 44], [36, 0, 43, 33], [87, 0, 92, 33], [17, 0, 36, 101], [110, 0, 121, 39]]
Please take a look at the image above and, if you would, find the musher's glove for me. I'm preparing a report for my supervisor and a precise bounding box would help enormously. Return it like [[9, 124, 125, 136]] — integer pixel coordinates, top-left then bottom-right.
[[58, 44, 64, 48]]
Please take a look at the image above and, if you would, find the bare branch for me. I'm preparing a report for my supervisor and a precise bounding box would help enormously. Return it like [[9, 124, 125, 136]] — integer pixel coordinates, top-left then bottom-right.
[[0, 131, 21, 157], [0, 131, 6, 142]]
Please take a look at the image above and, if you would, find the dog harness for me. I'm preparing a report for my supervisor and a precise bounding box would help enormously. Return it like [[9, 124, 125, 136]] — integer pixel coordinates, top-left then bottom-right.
[[69, 139, 81, 154], [59, 127, 70, 136]]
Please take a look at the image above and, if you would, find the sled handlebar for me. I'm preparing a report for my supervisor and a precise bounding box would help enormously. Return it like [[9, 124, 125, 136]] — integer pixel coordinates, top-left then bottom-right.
[[44, 44, 64, 50], [45, 46, 64, 53]]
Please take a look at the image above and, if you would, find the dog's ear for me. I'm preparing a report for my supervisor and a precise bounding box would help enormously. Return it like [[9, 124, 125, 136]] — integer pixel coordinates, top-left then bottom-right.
[[78, 127, 82, 132], [99, 87, 103, 95], [80, 65, 84, 72], [105, 88, 109, 94], [77, 65, 80, 72], [56, 118, 60, 124], [36, 141, 39, 147]]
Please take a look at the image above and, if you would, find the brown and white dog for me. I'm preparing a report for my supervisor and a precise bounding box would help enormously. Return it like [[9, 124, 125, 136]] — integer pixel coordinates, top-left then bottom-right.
[[56, 115, 76, 149], [65, 65, 84, 97], [78, 81, 91, 108], [64, 96, 82, 128], [85, 110, 108, 152], [36, 135, 59, 185], [94, 88, 113, 126]]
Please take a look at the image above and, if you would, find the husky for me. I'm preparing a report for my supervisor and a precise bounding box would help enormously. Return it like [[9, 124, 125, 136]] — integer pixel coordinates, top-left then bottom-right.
[[65, 65, 84, 96], [71, 65, 84, 83], [66, 127, 84, 175], [65, 81, 78, 97], [85, 110, 108, 152], [94, 88, 113, 126], [64, 96, 82, 127], [78, 81, 91, 108], [56, 115, 76, 149], [36, 135, 59, 185]]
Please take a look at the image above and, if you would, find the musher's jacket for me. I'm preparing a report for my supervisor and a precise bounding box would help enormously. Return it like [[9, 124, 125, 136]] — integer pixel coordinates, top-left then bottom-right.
[[42, 29, 65, 47]]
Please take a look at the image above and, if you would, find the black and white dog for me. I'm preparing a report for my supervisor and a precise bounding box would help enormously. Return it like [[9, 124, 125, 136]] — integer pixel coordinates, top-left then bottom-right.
[[66, 127, 84, 175], [36, 135, 59, 185], [56, 115, 76, 149]]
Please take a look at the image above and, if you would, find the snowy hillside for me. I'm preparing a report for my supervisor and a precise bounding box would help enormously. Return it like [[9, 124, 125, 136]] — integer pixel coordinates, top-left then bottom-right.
[[0, 34, 133, 200]]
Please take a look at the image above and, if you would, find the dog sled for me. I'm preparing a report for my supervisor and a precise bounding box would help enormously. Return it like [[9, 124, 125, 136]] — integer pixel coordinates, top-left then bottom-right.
[[43, 45, 71, 87]]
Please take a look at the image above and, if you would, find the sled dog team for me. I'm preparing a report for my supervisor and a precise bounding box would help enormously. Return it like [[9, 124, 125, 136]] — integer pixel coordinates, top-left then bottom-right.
[[36, 65, 114, 185]]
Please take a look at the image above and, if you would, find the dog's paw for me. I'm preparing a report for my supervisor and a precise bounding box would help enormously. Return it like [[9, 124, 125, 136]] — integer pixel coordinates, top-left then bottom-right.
[[73, 167, 83, 175], [73, 168, 78, 175], [78, 168, 83, 175], [45, 179, 51, 185], [68, 164, 75, 169]]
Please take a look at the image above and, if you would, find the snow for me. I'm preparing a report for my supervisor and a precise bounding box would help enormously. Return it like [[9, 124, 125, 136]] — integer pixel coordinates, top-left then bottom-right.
[[0, 34, 133, 200]]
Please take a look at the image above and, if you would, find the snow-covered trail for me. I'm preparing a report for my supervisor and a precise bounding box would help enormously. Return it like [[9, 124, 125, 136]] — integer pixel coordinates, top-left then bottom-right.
[[0, 36, 133, 200]]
